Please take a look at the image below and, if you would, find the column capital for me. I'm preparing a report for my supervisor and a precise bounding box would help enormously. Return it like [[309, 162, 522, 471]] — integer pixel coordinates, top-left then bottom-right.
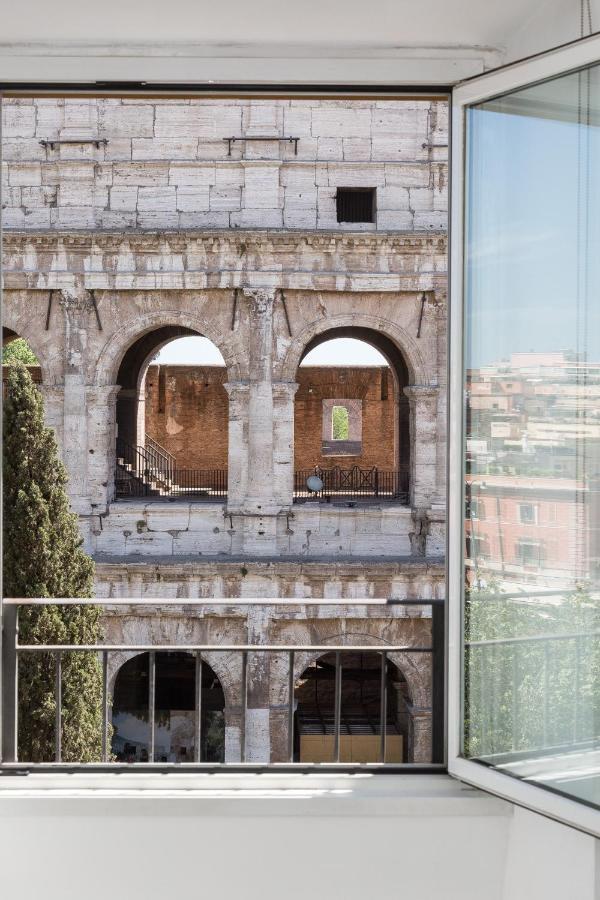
[[404, 384, 439, 400], [242, 287, 277, 316], [272, 380, 299, 399], [86, 383, 121, 404], [224, 380, 250, 398]]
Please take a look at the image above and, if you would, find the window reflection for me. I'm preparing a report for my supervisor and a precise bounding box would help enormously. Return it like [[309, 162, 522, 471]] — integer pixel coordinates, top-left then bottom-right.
[[463, 63, 600, 808]]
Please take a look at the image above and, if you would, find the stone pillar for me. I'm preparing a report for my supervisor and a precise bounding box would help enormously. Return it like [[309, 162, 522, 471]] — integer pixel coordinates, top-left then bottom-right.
[[433, 292, 447, 507], [38, 385, 65, 459], [243, 287, 276, 511], [59, 288, 94, 516], [272, 381, 299, 507], [243, 604, 272, 763], [224, 382, 249, 509], [87, 384, 121, 509], [404, 385, 439, 510]]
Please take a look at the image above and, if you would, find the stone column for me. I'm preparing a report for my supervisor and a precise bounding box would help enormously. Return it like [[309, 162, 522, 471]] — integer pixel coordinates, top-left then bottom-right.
[[38, 385, 65, 458], [59, 288, 94, 516], [433, 292, 447, 507], [86, 384, 121, 509], [404, 385, 439, 511], [272, 381, 299, 507], [224, 382, 249, 509], [243, 287, 276, 512]]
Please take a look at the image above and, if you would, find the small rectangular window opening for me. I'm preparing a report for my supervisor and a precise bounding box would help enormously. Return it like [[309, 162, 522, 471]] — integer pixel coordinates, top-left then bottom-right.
[[332, 405, 350, 440], [336, 187, 376, 223]]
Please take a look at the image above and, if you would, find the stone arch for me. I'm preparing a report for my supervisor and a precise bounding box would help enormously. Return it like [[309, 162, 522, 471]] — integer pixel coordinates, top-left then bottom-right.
[[284, 317, 426, 476], [278, 312, 432, 387], [94, 309, 235, 490], [1, 322, 56, 386], [94, 308, 241, 388], [290, 631, 430, 712], [107, 648, 241, 716]]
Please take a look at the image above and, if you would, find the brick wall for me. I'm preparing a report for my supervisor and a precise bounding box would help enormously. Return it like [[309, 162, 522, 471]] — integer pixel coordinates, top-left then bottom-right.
[[294, 366, 397, 469], [145, 364, 397, 471], [144, 365, 229, 469]]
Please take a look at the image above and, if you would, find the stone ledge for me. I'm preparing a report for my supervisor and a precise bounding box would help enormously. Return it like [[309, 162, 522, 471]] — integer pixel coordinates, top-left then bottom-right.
[[0, 773, 511, 819]]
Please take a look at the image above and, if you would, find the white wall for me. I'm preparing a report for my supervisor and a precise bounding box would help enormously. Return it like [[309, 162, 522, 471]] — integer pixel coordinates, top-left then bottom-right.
[[0, 774, 597, 900]]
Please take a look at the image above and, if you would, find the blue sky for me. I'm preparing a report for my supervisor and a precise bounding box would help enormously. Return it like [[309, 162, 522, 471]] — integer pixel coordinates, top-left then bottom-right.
[[466, 68, 600, 369]]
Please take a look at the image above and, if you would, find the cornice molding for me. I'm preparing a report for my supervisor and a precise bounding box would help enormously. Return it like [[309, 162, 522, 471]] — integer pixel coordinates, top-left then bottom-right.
[[2, 229, 447, 255]]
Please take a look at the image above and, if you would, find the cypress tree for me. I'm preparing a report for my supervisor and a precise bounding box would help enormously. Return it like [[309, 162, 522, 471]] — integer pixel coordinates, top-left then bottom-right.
[[3, 362, 104, 762]]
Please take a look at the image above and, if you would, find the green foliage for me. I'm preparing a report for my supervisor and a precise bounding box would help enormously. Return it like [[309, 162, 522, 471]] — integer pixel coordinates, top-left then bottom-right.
[[3, 363, 103, 762], [332, 405, 350, 441], [2, 338, 38, 366], [464, 575, 600, 760]]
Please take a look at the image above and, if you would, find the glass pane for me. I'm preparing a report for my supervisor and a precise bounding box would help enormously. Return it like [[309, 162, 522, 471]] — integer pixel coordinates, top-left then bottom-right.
[[463, 62, 600, 809]]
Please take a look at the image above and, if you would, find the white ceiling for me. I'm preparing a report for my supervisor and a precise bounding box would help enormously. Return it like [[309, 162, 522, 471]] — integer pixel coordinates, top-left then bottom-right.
[[0, 0, 595, 84]]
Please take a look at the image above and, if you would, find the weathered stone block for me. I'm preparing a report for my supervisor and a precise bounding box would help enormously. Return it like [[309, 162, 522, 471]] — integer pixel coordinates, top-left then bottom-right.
[[132, 138, 198, 160], [59, 181, 108, 208], [2, 139, 46, 162], [317, 139, 343, 159], [103, 139, 133, 162], [209, 187, 242, 211], [110, 186, 138, 211], [137, 186, 177, 211], [229, 209, 283, 229], [376, 210, 415, 231], [169, 165, 216, 187], [136, 210, 180, 228], [385, 163, 431, 188], [377, 185, 410, 210], [8, 164, 42, 186], [413, 211, 447, 230], [176, 186, 211, 212], [311, 107, 371, 138], [343, 139, 371, 160], [283, 104, 313, 137], [2, 105, 36, 138], [327, 163, 385, 187], [100, 104, 154, 138], [113, 163, 169, 186], [178, 211, 230, 228]]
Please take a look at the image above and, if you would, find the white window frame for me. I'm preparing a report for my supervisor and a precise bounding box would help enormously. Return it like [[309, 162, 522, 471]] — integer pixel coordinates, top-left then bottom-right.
[[448, 32, 600, 838]]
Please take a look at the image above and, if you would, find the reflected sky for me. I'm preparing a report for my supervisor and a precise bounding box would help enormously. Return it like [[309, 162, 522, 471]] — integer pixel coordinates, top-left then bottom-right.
[[466, 68, 600, 368]]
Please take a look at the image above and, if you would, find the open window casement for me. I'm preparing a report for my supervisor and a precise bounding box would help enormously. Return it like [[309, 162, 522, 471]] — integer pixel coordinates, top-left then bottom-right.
[[448, 33, 600, 837]]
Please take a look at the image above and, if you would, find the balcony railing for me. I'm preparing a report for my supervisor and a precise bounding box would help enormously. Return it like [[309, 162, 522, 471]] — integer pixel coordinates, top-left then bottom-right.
[[114, 450, 410, 504], [0, 598, 444, 772], [116, 440, 228, 499], [294, 466, 410, 503]]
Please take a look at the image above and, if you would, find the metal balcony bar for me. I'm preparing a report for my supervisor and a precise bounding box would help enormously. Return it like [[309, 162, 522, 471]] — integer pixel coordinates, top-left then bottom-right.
[[1, 597, 443, 771], [293, 466, 410, 502]]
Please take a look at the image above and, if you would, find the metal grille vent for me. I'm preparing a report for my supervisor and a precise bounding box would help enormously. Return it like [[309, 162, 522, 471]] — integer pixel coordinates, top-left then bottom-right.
[[336, 187, 376, 223]]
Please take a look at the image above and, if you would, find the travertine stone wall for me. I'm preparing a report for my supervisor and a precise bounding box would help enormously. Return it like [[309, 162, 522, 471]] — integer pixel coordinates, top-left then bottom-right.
[[2, 96, 447, 567], [100, 598, 439, 763], [2, 98, 447, 232]]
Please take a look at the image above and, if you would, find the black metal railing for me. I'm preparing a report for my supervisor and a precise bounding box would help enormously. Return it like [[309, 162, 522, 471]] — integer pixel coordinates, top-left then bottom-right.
[[144, 434, 176, 483], [293, 466, 410, 503], [0, 598, 445, 771], [115, 440, 228, 499]]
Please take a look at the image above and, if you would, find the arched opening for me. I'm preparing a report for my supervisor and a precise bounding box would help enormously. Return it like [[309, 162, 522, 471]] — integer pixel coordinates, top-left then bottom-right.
[[111, 652, 225, 763], [2, 328, 41, 396], [115, 330, 228, 499], [294, 651, 411, 763], [294, 328, 410, 503]]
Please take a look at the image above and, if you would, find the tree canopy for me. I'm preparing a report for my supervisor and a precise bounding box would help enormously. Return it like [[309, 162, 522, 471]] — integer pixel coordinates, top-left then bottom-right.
[[3, 363, 104, 761]]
